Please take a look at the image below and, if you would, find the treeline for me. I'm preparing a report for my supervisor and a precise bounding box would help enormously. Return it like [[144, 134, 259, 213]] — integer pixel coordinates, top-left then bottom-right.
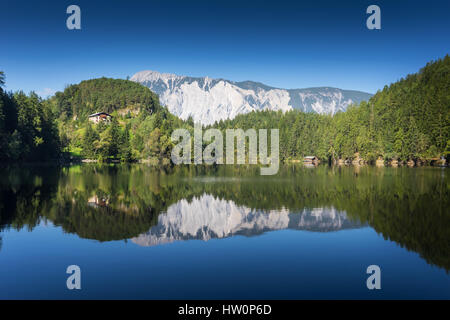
[[0, 72, 60, 161], [214, 55, 450, 162]]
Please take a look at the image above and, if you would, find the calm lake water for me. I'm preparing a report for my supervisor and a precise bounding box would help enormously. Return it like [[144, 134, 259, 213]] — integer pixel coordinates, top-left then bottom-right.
[[0, 164, 448, 299]]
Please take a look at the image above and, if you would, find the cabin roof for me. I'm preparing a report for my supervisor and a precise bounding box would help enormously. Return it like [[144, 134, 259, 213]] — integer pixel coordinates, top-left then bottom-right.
[[88, 112, 113, 118], [304, 156, 317, 159]]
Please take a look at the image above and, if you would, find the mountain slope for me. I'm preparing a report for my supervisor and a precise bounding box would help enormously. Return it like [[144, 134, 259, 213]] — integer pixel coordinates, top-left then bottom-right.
[[131, 70, 372, 125]]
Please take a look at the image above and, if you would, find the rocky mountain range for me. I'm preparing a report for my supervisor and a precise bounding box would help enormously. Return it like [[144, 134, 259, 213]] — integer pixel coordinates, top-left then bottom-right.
[[131, 70, 372, 125]]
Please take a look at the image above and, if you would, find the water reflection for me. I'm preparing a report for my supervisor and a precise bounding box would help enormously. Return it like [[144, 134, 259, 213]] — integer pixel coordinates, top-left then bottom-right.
[[132, 194, 360, 246], [0, 164, 448, 271]]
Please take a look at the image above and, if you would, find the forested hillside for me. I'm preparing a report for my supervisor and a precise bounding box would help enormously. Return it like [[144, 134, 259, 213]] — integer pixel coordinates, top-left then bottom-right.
[[52, 77, 188, 163], [55, 78, 161, 120], [214, 55, 450, 163], [0, 56, 449, 164]]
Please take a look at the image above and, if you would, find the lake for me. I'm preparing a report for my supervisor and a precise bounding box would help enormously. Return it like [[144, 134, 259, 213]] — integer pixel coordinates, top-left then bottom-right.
[[0, 164, 449, 299]]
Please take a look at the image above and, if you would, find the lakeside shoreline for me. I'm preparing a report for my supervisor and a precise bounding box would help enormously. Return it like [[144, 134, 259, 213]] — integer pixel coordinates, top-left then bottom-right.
[[0, 159, 448, 168]]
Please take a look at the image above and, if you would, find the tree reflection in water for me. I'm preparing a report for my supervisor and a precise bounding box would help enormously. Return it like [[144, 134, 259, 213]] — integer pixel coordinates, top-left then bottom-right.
[[0, 164, 448, 271]]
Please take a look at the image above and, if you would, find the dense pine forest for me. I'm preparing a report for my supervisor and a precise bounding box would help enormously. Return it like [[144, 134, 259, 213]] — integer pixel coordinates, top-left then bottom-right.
[[0, 56, 449, 164], [0, 71, 60, 161], [214, 55, 450, 163]]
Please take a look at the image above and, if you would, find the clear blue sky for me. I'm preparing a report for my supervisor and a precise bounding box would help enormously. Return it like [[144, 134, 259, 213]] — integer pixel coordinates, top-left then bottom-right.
[[1, 0, 449, 96]]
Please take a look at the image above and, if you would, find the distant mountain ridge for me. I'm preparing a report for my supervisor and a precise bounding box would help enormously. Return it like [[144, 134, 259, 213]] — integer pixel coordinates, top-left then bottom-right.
[[131, 70, 372, 125]]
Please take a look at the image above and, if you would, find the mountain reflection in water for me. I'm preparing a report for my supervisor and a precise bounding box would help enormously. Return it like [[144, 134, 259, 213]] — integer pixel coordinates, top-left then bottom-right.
[[132, 194, 361, 246]]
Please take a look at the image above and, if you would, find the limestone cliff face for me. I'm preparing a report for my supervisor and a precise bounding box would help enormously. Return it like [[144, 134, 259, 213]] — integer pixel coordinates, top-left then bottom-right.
[[131, 70, 372, 125]]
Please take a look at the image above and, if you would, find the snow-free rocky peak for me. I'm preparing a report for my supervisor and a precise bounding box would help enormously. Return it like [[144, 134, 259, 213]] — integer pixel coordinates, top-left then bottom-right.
[[131, 70, 372, 125]]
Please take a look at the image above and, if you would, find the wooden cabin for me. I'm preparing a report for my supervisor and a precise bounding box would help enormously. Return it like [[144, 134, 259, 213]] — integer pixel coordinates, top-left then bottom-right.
[[88, 112, 112, 124], [303, 156, 319, 164], [87, 195, 109, 208], [376, 157, 385, 167]]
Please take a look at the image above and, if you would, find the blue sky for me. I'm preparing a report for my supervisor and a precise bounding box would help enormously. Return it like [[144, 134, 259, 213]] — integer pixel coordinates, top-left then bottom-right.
[[1, 0, 449, 96]]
